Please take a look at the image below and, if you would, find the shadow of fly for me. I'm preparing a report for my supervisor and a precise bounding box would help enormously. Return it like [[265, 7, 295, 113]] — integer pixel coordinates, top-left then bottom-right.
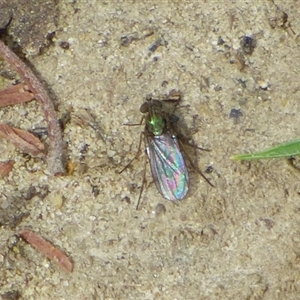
[[119, 90, 213, 209]]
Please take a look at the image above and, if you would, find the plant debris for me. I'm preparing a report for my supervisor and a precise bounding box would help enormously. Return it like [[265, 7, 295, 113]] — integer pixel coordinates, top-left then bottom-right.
[[0, 39, 64, 175], [0, 83, 35, 108], [0, 160, 14, 177], [0, 123, 45, 156], [19, 229, 73, 273]]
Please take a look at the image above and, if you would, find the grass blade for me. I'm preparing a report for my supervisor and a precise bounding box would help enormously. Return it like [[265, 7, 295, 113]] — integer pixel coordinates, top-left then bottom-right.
[[232, 139, 300, 160]]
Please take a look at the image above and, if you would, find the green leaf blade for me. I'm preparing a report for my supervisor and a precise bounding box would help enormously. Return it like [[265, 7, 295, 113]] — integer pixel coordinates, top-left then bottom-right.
[[232, 139, 300, 161]]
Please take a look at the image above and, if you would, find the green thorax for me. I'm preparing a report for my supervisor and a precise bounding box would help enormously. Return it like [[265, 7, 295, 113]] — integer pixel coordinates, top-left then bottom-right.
[[146, 111, 165, 136]]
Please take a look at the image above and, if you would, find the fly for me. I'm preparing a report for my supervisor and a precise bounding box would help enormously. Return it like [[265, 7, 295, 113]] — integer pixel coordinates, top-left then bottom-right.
[[120, 90, 213, 209]]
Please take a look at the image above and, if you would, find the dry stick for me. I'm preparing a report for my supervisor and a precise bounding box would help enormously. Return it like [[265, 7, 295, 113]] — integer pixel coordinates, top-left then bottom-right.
[[19, 229, 73, 272], [0, 40, 64, 175]]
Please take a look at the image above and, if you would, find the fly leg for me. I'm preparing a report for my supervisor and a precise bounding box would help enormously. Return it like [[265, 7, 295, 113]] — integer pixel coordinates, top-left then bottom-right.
[[178, 139, 214, 187], [176, 132, 211, 152], [119, 115, 145, 173], [119, 131, 144, 174], [136, 144, 148, 210], [119, 130, 149, 210]]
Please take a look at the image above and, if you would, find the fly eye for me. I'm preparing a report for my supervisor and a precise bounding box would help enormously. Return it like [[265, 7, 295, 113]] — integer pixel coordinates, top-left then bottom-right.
[[140, 102, 149, 113]]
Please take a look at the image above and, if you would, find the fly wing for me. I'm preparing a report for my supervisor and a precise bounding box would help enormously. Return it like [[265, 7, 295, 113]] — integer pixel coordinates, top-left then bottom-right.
[[147, 132, 189, 200]]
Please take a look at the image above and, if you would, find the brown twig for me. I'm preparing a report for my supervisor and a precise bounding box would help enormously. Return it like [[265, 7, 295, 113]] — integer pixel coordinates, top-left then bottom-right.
[[19, 229, 73, 273], [0, 39, 64, 175]]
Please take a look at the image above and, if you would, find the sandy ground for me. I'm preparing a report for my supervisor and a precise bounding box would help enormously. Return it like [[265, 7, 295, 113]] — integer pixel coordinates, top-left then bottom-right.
[[1, 1, 300, 299]]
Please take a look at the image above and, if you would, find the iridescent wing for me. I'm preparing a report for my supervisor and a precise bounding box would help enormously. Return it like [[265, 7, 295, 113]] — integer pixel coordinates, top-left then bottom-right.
[[146, 132, 189, 200]]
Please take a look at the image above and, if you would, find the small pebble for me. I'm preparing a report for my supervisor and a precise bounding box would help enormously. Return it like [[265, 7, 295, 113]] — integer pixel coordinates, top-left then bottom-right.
[[155, 203, 166, 217], [240, 35, 256, 55], [258, 80, 269, 90]]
